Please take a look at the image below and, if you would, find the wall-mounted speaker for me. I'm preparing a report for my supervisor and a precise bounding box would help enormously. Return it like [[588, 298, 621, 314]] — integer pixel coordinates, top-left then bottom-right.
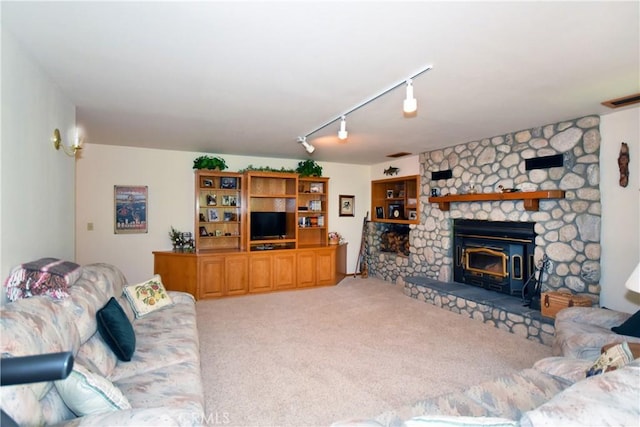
[[525, 154, 564, 171], [431, 169, 453, 181]]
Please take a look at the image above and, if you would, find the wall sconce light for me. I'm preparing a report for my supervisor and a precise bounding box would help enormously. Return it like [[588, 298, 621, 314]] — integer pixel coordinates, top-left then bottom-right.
[[52, 128, 83, 157], [296, 64, 432, 153], [338, 116, 348, 140], [298, 137, 315, 154]]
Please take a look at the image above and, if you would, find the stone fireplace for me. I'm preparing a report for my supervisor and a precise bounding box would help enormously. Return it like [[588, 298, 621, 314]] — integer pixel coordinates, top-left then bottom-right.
[[366, 114, 602, 307]]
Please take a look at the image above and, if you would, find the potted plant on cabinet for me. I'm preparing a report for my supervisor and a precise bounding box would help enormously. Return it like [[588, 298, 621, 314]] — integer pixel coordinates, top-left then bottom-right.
[[193, 155, 228, 171]]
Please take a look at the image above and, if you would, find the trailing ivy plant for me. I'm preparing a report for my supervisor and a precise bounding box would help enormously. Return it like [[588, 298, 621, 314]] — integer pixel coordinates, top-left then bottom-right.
[[193, 155, 228, 170], [296, 159, 323, 177], [237, 165, 296, 174]]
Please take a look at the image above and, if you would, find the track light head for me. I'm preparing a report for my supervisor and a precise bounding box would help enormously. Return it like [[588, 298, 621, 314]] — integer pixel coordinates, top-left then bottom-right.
[[298, 137, 315, 154], [403, 79, 417, 114], [338, 116, 348, 140]]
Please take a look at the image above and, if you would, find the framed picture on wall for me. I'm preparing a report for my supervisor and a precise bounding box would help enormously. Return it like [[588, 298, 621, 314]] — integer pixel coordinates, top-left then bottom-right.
[[339, 195, 355, 217], [114, 185, 148, 234]]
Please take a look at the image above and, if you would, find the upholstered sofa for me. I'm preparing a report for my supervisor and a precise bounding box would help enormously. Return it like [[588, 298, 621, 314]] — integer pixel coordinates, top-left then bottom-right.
[[0, 263, 204, 426], [553, 306, 640, 360], [334, 306, 640, 427]]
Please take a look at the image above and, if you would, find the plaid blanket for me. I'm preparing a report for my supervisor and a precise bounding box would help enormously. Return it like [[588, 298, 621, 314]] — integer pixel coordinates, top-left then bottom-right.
[[4, 258, 81, 301]]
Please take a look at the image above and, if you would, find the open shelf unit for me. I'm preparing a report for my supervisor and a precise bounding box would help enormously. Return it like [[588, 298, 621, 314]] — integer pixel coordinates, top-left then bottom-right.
[[371, 175, 420, 224], [297, 177, 329, 247], [195, 170, 244, 251], [246, 171, 298, 251]]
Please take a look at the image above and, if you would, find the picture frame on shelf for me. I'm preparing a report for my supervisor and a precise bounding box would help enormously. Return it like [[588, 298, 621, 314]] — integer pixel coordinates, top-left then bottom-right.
[[114, 185, 148, 234], [199, 213, 206, 222], [375, 206, 384, 219], [408, 210, 417, 220], [206, 194, 217, 206], [310, 182, 324, 193], [229, 195, 238, 207], [207, 208, 219, 222], [388, 204, 403, 220], [223, 212, 236, 221], [199, 226, 208, 237], [221, 195, 230, 206], [386, 189, 394, 198], [215, 230, 223, 237], [202, 178, 214, 188], [339, 194, 355, 217], [220, 177, 237, 189]]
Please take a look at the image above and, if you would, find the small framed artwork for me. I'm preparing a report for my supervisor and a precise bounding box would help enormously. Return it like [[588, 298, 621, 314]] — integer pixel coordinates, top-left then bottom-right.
[[220, 177, 237, 189], [388, 204, 403, 220], [339, 194, 355, 217], [206, 194, 217, 206], [223, 211, 236, 221], [310, 182, 324, 193], [375, 206, 384, 219], [202, 178, 214, 188], [408, 210, 417, 220], [221, 195, 230, 206], [215, 230, 223, 237], [208, 208, 219, 222], [199, 226, 209, 237], [229, 195, 238, 207], [199, 213, 206, 222], [386, 190, 394, 199], [398, 190, 405, 198], [114, 185, 148, 234]]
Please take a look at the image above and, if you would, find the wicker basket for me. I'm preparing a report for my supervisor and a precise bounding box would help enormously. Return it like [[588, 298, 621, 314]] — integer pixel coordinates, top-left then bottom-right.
[[541, 291, 592, 319]]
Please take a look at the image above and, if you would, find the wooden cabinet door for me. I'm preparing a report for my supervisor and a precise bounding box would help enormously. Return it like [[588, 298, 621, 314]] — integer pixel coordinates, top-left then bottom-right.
[[225, 255, 249, 295], [316, 248, 336, 286], [199, 256, 225, 299], [273, 252, 296, 290], [296, 250, 316, 288], [249, 253, 273, 293], [154, 252, 197, 297]]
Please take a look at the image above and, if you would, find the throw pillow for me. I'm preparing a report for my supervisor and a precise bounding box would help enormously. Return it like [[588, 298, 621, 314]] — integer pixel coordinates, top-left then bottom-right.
[[123, 275, 173, 318], [586, 341, 633, 377], [96, 297, 136, 361], [611, 309, 640, 338], [55, 362, 131, 416]]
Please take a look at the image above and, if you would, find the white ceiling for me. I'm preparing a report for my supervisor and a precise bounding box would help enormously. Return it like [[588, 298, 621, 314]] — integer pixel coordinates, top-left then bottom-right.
[[3, 1, 639, 165]]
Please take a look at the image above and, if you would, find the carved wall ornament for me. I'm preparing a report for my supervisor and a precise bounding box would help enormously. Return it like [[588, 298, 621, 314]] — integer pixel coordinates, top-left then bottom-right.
[[618, 142, 630, 187]]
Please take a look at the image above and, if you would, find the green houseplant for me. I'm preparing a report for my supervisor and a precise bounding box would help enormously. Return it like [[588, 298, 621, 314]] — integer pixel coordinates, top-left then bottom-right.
[[296, 159, 323, 177], [193, 155, 228, 171]]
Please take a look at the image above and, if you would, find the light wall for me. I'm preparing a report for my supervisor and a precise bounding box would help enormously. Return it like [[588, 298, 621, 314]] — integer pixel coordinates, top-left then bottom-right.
[[600, 106, 640, 312], [75, 146, 370, 283], [1, 29, 76, 282], [370, 155, 419, 181]]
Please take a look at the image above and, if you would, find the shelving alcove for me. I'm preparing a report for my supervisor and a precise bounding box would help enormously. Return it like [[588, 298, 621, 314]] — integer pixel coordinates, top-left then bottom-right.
[[371, 175, 420, 224], [153, 171, 346, 300]]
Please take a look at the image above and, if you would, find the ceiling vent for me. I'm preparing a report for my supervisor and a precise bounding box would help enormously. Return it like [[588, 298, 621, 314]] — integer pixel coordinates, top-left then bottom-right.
[[601, 93, 640, 109], [386, 152, 412, 158]]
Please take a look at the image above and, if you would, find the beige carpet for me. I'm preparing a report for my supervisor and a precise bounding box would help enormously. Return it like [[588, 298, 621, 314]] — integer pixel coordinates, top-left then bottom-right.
[[196, 277, 552, 427]]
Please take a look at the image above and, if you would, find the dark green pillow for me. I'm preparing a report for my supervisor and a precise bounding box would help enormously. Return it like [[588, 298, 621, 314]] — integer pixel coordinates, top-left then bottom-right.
[[611, 309, 640, 338], [96, 297, 136, 361]]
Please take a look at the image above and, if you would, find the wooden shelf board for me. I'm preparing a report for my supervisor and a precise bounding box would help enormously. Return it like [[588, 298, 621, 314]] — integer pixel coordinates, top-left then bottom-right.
[[428, 190, 565, 211]]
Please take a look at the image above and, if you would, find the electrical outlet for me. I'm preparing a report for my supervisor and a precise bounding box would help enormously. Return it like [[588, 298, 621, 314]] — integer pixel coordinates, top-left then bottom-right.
[[87, 222, 94, 231]]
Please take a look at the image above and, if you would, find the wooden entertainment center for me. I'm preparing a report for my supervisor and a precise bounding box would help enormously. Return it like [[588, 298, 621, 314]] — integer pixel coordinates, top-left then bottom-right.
[[153, 171, 347, 299]]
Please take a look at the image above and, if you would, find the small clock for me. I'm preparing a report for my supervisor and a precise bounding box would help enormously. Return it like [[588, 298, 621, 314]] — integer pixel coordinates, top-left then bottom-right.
[[393, 209, 400, 218], [389, 204, 402, 219]]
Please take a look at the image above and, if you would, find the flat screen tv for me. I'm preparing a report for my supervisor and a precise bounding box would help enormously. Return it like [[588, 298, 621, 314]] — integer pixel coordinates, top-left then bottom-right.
[[251, 211, 287, 240]]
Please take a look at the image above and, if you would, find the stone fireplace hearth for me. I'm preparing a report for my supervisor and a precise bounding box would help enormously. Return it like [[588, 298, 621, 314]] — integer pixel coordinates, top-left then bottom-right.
[[365, 114, 602, 312]]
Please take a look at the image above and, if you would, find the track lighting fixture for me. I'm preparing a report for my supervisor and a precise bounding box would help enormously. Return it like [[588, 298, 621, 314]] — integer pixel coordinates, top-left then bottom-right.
[[298, 137, 315, 154], [338, 116, 348, 140], [403, 79, 417, 114], [296, 64, 433, 153]]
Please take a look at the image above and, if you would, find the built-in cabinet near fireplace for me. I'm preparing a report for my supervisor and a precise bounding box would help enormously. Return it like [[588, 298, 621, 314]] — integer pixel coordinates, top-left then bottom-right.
[[453, 220, 536, 297]]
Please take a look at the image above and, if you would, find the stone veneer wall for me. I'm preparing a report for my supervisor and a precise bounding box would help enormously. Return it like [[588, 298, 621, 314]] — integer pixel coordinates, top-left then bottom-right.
[[368, 115, 602, 304]]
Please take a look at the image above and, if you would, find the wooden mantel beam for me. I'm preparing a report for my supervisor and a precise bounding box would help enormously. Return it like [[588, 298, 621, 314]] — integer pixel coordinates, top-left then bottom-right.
[[428, 190, 566, 212]]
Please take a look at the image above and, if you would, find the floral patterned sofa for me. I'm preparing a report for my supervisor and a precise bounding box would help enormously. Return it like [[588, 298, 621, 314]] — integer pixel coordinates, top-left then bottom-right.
[[0, 263, 204, 426]]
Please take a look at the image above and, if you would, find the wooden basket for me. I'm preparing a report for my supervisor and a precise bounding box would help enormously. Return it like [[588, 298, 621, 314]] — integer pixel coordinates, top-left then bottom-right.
[[541, 291, 592, 319]]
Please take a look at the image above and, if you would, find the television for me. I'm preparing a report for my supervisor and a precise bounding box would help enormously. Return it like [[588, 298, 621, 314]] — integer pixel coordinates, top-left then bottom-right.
[[251, 211, 287, 240]]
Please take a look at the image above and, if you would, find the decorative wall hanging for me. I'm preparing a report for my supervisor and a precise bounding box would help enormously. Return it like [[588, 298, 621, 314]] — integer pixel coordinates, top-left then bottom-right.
[[339, 195, 355, 217], [114, 185, 148, 234], [618, 142, 630, 187]]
